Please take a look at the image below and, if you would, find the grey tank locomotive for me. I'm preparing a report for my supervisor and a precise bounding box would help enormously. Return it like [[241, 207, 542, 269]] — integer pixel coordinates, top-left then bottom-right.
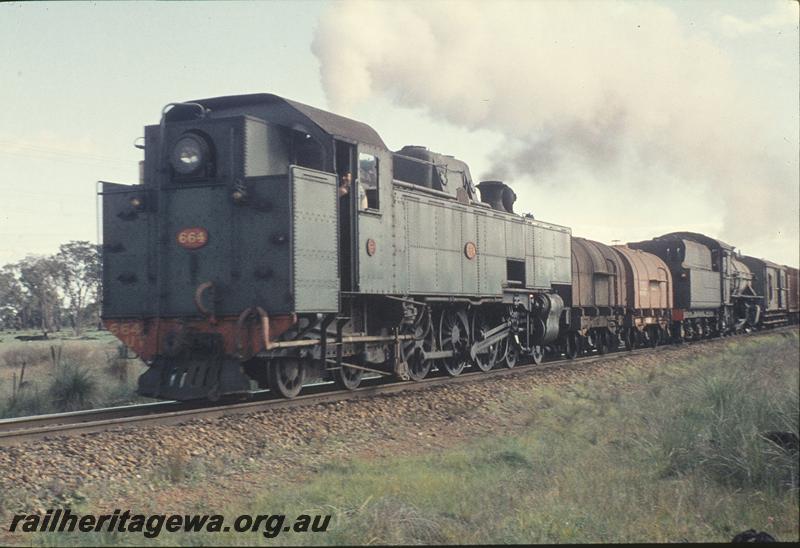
[[101, 93, 570, 400]]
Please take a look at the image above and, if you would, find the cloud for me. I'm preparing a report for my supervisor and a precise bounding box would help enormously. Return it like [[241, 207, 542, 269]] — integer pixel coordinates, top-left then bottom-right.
[[312, 0, 798, 262], [718, 1, 798, 37]]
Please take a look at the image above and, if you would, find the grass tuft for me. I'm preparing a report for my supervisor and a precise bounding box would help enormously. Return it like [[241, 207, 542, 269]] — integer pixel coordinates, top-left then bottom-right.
[[164, 449, 195, 484], [487, 448, 532, 468], [49, 362, 98, 412], [649, 352, 799, 492]]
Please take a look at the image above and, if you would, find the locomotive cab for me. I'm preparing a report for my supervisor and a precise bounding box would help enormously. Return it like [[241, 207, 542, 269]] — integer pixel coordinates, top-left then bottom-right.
[[101, 94, 383, 399]]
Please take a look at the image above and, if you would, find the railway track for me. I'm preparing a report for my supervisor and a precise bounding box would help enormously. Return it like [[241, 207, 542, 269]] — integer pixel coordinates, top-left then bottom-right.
[[0, 327, 794, 446]]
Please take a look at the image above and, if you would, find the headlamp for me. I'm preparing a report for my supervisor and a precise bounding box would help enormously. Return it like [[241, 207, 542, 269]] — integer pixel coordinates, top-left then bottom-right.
[[171, 134, 208, 176]]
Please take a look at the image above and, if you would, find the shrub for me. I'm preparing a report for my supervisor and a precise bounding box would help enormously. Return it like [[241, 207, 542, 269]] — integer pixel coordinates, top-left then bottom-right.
[[1, 344, 52, 368], [49, 362, 98, 412], [105, 351, 129, 383], [1, 384, 50, 418], [59, 343, 94, 367]]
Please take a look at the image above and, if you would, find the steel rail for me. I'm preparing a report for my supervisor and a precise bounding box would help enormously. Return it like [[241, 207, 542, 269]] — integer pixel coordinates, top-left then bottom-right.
[[0, 327, 794, 446], [0, 400, 186, 433]]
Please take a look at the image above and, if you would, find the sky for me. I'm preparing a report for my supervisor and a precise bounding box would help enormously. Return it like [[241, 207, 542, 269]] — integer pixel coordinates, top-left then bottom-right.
[[0, 0, 798, 267]]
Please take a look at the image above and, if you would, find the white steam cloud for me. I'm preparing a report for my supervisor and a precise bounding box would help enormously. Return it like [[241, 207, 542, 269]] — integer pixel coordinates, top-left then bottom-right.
[[312, 0, 799, 264]]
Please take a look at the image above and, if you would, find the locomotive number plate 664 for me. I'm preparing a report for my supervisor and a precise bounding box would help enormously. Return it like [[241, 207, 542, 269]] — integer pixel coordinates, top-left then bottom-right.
[[177, 227, 209, 249]]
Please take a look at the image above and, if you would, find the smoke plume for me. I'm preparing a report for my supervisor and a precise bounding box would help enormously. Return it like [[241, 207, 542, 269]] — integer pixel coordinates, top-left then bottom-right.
[[312, 0, 799, 263]]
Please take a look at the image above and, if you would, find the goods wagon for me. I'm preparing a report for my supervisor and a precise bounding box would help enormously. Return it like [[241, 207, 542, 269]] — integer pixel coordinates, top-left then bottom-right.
[[785, 266, 799, 323], [740, 256, 789, 326]]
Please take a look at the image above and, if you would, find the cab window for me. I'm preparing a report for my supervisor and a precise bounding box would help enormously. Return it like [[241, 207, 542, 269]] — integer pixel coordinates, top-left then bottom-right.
[[291, 130, 324, 171], [358, 153, 379, 210]]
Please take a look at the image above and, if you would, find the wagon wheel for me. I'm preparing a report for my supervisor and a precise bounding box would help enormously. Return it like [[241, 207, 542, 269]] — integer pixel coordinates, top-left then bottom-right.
[[612, 329, 623, 351], [268, 358, 305, 399], [641, 327, 653, 348], [470, 309, 499, 372], [597, 330, 609, 355], [334, 361, 363, 390], [437, 308, 470, 376], [530, 345, 544, 365], [624, 327, 636, 351], [646, 325, 660, 348], [500, 336, 520, 368], [400, 307, 434, 381], [565, 332, 580, 359]]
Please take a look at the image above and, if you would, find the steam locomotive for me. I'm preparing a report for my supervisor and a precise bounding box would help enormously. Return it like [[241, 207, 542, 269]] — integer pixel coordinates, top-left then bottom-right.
[[99, 93, 799, 400]]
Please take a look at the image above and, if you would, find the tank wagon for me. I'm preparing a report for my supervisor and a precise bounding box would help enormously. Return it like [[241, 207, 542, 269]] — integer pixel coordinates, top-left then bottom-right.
[[101, 93, 570, 400], [560, 238, 673, 356], [613, 244, 673, 346], [100, 92, 798, 402], [563, 237, 626, 357]]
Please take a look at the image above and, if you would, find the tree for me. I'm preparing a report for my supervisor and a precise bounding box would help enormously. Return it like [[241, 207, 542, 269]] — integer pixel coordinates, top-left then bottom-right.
[[56, 241, 101, 336], [17, 255, 62, 333], [0, 266, 26, 329]]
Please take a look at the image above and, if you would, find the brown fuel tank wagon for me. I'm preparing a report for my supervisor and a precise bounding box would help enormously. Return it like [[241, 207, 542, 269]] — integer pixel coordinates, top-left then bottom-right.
[[612, 245, 672, 311], [612, 245, 674, 347], [571, 237, 627, 309], [560, 237, 627, 358]]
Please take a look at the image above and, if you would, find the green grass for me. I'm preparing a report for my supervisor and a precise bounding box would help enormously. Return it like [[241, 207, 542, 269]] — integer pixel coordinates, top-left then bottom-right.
[[21, 331, 800, 545]]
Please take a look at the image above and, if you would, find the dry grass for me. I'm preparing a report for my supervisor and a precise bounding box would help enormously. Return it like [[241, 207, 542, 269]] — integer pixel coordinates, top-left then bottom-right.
[[0, 330, 152, 418]]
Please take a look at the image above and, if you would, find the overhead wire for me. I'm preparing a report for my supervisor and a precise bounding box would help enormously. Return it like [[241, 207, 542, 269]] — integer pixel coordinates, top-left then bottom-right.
[[0, 139, 134, 168]]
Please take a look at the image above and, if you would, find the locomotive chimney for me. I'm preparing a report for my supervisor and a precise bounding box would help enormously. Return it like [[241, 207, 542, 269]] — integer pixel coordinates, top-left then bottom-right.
[[477, 180, 517, 214]]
